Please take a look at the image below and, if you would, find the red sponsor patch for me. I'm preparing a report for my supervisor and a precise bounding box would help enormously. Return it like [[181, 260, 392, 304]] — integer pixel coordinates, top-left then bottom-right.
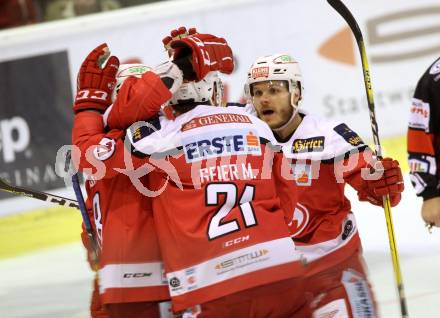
[[182, 113, 252, 131], [410, 104, 428, 118], [251, 66, 269, 79]]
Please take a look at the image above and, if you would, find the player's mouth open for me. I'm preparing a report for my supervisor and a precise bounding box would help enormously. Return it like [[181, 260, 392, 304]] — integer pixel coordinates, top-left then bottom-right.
[[262, 109, 275, 116]]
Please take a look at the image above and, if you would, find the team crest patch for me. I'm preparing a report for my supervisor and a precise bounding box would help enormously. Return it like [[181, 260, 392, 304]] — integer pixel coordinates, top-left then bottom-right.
[[129, 117, 161, 142], [291, 137, 325, 153], [287, 203, 310, 237], [333, 124, 364, 146], [93, 138, 116, 161]]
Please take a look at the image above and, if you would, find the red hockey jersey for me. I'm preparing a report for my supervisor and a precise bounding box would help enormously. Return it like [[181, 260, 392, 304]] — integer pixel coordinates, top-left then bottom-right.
[[275, 112, 372, 275], [126, 105, 304, 311], [73, 115, 169, 304], [85, 176, 169, 304]]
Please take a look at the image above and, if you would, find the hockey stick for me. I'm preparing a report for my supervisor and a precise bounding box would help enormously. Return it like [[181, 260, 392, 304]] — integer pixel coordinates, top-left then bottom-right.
[[0, 175, 99, 269], [0, 177, 79, 209], [326, 1, 409, 317], [63, 148, 99, 271], [0, 172, 99, 270], [71, 173, 99, 271]]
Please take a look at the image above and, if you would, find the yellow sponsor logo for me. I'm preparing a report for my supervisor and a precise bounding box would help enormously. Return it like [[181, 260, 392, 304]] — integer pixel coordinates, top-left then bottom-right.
[[348, 136, 363, 146], [133, 128, 142, 141], [292, 137, 325, 153]]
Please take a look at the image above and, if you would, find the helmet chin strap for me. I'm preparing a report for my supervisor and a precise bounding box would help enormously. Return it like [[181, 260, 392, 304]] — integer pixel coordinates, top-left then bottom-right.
[[272, 94, 300, 134]]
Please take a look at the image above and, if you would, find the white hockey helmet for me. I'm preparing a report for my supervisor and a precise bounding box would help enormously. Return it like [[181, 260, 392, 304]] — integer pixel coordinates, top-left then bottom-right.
[[245, 54, 303, 133], [244, 53, 303, 105], [111, 63, 151, 102], [169, 71, 223, 106]]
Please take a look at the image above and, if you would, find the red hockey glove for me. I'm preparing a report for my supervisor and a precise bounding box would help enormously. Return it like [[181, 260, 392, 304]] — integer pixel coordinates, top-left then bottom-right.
[[358, 158, 404, 207], [106, 71, 172, 129], [74, 43, 120, 114], [170, 33, 234, 81], [162, 26, 197, 57]]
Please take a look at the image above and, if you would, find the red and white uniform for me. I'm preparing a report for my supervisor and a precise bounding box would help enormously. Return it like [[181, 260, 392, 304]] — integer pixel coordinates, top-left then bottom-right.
[[126, 105, 305, 313], [73, 124, 169, 297], [84, 176, 169, 304], [72, 76, 173, 315], [275, 111, 377, 317]]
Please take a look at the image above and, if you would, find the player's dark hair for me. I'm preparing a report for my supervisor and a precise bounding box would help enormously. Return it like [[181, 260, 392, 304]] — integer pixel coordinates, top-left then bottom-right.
[[171, 101, 211, 115]]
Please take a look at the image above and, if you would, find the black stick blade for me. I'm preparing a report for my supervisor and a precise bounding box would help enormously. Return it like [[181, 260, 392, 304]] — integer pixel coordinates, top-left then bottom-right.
[[327, 0, 363, 42], [0, 177, 79, 209]]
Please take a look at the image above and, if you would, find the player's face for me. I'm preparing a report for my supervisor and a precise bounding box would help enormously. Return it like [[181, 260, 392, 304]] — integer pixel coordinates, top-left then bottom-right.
[[251, 81, 292, 129]]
